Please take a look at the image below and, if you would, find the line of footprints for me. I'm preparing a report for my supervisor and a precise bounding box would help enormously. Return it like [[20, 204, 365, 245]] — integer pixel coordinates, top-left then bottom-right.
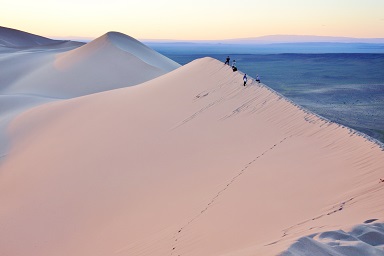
[[171, 136, 291, 255]]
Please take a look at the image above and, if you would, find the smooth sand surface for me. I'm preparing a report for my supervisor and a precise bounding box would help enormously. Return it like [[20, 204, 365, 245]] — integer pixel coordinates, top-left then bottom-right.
[[1, 50, 383, 256]]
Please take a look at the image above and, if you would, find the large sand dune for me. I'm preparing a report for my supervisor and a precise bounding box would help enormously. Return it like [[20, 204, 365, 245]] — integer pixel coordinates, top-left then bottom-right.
[[1, 51, 383, 256]]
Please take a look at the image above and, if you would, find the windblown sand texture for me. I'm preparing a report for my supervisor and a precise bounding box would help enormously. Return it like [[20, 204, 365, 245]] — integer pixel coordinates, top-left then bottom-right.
[[0, 27, 383, 256]]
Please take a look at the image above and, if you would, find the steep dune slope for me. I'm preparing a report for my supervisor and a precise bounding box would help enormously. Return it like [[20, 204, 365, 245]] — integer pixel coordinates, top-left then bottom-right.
[[1, 58, 383, 256]]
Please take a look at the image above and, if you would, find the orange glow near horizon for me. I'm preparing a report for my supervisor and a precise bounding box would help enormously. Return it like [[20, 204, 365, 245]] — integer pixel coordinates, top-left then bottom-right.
[[2, 0, 384, 40]]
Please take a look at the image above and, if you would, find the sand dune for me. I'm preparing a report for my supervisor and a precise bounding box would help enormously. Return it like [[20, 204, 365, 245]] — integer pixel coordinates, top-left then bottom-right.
[[0, 26, 83, 54], [0, 26, 62, 47], [55, 31, 180, 72], [2, 31, 180, 98], [1, 55, 383, 256]]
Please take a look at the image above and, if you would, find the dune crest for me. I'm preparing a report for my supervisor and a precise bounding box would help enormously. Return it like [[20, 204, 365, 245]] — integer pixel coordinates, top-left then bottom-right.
[[1, 57, 383, 256]]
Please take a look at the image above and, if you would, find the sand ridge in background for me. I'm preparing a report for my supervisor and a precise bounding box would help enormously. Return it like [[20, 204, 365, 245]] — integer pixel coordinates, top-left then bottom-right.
[[0, 27, 384, 256]]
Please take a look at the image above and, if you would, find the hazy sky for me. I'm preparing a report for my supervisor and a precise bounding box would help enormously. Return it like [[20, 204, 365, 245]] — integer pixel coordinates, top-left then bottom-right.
[[2, 0, 384, 40]]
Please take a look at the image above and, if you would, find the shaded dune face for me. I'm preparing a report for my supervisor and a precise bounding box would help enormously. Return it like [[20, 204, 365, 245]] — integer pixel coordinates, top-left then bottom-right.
[[281, 221, 384, 256], [1, 56, 383, 256]]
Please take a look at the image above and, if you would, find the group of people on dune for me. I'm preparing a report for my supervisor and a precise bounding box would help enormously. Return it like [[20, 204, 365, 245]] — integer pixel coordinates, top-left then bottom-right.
[[224, 56, 260, 86]]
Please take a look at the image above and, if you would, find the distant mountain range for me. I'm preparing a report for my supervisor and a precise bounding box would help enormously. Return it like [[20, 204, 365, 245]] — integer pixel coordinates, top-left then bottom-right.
[[141, 35, 384, 44], [142, 35, 384, 54], [221, 35, 384, 44]]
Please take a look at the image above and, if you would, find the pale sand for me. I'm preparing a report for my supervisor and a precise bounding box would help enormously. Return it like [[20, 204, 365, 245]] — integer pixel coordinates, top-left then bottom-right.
[[0, 28, 383, 256]]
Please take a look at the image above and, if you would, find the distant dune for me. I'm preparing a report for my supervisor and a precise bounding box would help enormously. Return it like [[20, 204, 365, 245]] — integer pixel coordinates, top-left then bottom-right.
[[2, 31, 180, 98], [0, 26, 83, 49], [0, 27, 383, 256], [0, 26, 60, 47]]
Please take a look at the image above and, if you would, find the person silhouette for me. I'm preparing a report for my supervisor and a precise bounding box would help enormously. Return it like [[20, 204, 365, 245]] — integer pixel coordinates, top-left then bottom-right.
[[243, 74, 247, 86], [224, 56, 230, 65]]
